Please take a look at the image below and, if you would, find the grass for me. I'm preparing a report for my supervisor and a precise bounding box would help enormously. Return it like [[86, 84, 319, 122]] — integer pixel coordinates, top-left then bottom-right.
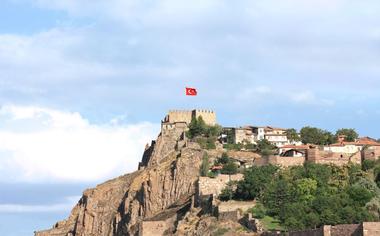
[[212, 227, 229, 236], [260, 215, 284, 231]]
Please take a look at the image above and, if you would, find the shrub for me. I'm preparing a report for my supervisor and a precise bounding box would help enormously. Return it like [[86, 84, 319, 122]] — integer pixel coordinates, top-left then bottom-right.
[[221, 161, 238, 175], [200, 153, 210, 177], [208, 171, 217, 178], [362, 159, 376, 171], [196, 137, 216, 150], [251, 203, 266, 219], [219, 153, 230, 164], [219, 183, 234, 201]]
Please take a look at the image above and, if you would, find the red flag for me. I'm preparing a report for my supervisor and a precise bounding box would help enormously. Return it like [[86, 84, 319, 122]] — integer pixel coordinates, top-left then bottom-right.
[[186, 87, 197, 96]]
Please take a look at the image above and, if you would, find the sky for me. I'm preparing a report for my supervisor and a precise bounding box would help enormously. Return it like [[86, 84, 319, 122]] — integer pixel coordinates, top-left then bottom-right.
[[1, 0, 380, 235]]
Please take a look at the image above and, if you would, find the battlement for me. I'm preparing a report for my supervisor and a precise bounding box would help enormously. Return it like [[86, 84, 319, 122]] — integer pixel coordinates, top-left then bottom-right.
[[163, 109, 217, 126]]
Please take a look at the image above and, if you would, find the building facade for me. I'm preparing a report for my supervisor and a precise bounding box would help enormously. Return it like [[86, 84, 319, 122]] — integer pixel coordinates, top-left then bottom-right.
[[232, 126, 294, 147]]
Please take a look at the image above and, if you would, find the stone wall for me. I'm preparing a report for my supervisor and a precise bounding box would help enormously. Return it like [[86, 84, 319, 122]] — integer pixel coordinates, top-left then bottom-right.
[[363, 147, 380, 161], [330, 224, 361, 236], [193, 109, 217, 126], [218, 210, 240, 222], [163, 109, 217, 126], [289, 222, 380, 236], [242, 213, 264, 233], [307, 147, 361, 166], [217, 200, 255, 221], [165, 110, 193, 124], [140, 216, 177, 236], [198, 174, 244, 197], [289, 227, 324, 236], [268, 156, 305, 167], [227, 150, 261, 160], [362, 222, 380, 236]]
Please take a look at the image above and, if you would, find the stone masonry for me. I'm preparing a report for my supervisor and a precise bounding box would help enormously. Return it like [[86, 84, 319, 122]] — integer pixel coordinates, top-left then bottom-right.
[[198, 174, 244, 197], [163, 109, 217, 126], [289, 222, 380, 236]]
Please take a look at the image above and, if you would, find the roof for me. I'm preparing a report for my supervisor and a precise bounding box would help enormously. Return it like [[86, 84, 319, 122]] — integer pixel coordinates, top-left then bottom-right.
[[280, 145, 310, 150], [329, 137, 380, 147], [210, 165, 223, 170], [264, 126, 287, 131], [265, 133, 287, 136]]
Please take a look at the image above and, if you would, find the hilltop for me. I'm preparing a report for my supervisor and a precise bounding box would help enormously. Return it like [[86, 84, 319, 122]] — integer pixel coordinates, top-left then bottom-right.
[[35, 110, 380, 236]]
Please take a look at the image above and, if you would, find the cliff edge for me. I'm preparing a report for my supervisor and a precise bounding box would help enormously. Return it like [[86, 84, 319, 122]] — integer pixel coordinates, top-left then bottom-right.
[[35, 117, 205, 236]]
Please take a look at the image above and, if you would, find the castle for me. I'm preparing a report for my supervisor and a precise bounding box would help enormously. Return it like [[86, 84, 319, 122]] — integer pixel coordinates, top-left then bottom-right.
[[162, 109, 216, 126], [161, 109, 217, 134]]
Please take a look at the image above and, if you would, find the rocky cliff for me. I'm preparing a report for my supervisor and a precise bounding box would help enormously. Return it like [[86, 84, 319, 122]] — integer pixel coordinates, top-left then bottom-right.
[[35, 126, 205, 236]]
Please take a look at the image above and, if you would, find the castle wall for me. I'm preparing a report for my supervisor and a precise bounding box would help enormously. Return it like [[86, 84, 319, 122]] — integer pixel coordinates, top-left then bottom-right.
[[163, 109, 217, 126], [289, 224, 360, 236], [193, 109, 217, 126], [198, 174, 244, 197], [289, 227, 324, 236], [362, 222, 380, 236], [330, 224, 361, 236], [140, 215, 177, 236], [306, 148, 361, 166], [363, 147, 380, 161], [166, 110, 193, 124], [268, 156, 305, 167], [288, 222, 380, 236]]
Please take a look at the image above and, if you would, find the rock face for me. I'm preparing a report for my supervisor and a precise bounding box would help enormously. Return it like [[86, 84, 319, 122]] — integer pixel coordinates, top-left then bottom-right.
[[35, 127, 204, 236]]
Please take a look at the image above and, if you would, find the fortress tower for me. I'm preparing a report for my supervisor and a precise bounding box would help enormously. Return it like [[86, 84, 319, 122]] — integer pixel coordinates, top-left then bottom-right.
[[162, 109, 217, 126]]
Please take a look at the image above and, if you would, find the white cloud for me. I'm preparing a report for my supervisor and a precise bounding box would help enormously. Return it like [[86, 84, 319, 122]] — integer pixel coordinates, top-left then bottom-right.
[[0, 105, 159, 183], [290, 91, 317, 104], [0, 196, 80, 213], [290, 91, 334, 106]]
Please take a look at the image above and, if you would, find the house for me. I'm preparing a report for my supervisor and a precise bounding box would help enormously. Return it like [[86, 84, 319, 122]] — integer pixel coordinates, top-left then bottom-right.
[[232, 126, 256, 144], [324, 137, 380, 154], [230, 126, 296, 147], [279, 145, 310, 157]]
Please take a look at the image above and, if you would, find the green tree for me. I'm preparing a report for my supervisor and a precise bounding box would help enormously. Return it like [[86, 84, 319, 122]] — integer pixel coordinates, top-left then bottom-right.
[[347, 185, 374, 206], [284, 216, 304, 230], [235, 165, 279, 200], [206, 125, 222, 137], [293, 178, 318, 203], [250, 202, 267, 219], [286, 128, 301, 142], [219, 182, 235, 201], [262, 178, 292, 216], [304, 213, 320, 229], [300, 126, 335, 145], [221, 161, 238, 175], [362, 160, 376, 171], [187, 116, 207, 138], [256, 139, 277, 156], [257, 139, 276, 151], [200, 153, 210, 177], [335, 128, 359, 142], [219, 152, 230, 164]]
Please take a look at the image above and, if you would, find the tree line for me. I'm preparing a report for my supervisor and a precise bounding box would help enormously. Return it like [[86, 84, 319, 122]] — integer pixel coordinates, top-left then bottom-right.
[[287, 127, 359, 145], [219, 162, 380, 231]]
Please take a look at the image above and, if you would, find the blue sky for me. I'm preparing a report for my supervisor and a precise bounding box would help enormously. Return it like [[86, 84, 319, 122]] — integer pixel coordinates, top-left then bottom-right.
[[1, 0, 380, 235]]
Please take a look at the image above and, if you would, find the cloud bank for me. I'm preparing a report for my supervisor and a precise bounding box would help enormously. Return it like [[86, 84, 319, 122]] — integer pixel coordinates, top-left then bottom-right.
[[0, 105, 159, 183]]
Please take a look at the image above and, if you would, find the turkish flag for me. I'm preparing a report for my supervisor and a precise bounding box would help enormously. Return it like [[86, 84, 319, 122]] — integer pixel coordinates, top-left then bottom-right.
[[186, 87, 197, 96]]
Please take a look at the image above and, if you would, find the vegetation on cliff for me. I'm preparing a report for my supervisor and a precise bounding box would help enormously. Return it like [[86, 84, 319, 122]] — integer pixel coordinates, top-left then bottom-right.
[[186, 116, 222, 149], [222, 162, 380, 231]]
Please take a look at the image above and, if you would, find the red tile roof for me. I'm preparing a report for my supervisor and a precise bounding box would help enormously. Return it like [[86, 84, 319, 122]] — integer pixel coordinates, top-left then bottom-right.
[[210, 165, 223, 170], [329, 137, 380, 147], [281, 145, 310, 149]]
